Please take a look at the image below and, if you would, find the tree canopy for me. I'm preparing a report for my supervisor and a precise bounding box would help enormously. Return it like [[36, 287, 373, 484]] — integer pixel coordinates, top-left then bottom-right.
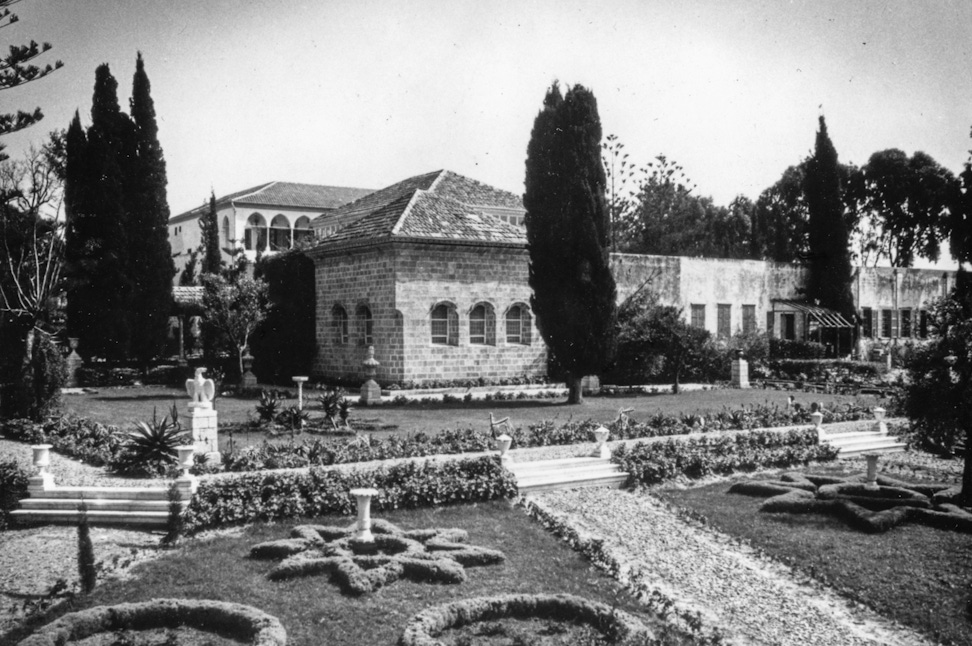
[[524, 82, 617, 404]]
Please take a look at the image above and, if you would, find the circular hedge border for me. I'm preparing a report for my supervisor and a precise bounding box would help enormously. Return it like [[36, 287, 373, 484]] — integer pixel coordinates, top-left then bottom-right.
[[18, 598, 287, 646], [398, 593, 653, 646]]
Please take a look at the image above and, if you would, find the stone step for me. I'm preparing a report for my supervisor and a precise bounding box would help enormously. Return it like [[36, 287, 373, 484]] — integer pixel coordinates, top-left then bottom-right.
[[19, 498, 175, 512], [822, 430, 887, 443], [516, 471, 629, 493], [507, 457, 611, 475], [33, 486, 171, 500], [10, 508, 169, 527], [835, 440, 908, 457]]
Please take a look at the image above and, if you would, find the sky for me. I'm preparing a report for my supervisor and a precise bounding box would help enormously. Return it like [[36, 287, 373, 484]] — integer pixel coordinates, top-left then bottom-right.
[[5, 0, 972, 250]]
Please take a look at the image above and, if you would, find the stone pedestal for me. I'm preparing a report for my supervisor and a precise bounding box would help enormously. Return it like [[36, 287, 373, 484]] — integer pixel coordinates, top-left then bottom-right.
[[864, 453, 880, 488], [731, 357, 750, 389], [360, 346, 382, 406], [873, 407, 888, 435], [240, 350, 257, 389], [189, 407, 219, 460], [581, 375, 601, 393], [591, 426, 611, 459], [350, 488, 379, 542], [810, 411, 824, 439]]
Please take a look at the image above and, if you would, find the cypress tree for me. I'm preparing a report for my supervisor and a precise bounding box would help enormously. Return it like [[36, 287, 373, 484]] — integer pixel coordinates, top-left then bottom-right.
[[524, 83, 617, 404], [199, 190, 222, 275], [65, 65, 134, 361], [804, 116, 855, 320], [127, 52, 175, 364]]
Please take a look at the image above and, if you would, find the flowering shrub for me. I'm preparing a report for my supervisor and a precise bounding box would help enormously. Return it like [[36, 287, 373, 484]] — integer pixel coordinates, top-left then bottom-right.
[[182, 456, 516, 534], [612, 428, 839, 487]]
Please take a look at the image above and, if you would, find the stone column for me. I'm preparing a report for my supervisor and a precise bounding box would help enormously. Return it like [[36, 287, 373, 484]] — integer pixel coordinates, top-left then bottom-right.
[[64, 338, 83, 388], [350, 488, 379, 541], [240, 349, 257, 389], [731, 350, 750, 389]]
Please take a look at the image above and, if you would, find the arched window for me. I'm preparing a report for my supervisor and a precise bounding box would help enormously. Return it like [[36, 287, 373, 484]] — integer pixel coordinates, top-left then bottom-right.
[[506, 304, 532, 345], [356, 304, 373, 346], [244, 213, 267, 251], [222, 216, 230, 247], [469, 302, 495, 345], [293, 216, 313, 246], [269, 214, 291, 251], [332, 304, 349, 345], [430, 302, 458, 346]]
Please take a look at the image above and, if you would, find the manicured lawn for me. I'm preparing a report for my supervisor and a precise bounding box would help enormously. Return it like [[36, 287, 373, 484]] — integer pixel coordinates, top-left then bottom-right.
[[62, 385, 882, 440], [655, 464, 972, 646], [3, 501, 695, 646]]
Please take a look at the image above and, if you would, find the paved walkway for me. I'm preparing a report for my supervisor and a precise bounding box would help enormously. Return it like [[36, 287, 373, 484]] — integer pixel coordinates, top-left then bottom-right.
[[528, 488, 936, 646]]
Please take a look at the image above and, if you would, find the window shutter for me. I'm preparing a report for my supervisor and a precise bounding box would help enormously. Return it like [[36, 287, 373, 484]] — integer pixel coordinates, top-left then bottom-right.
[[448, 308, 459, 345]]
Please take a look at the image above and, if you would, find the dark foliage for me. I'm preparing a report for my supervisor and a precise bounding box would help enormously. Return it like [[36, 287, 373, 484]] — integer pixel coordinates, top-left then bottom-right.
[[77, 500, 97, 594], [199, 190, 222, 275], [250, 251, 316, 383], [110, 407, 188, 477], [126, 53, 175, 364], [523, 83, 616, 403], [0, 457, 30, 530], [804, 116, 856, 320]]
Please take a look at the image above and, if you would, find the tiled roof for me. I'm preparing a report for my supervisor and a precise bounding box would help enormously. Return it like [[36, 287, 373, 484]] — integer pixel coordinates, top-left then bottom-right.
[[314, 170, 526, 247], [169, 182, 374, 224]]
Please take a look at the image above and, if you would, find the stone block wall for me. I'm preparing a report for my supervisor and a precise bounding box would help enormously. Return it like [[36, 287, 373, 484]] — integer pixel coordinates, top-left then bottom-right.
[[395, 243, 547, 384], [311, 244, 402, 383]]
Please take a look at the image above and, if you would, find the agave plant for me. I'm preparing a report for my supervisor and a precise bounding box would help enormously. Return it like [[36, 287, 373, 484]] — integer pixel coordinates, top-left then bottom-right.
[[277, 404, 309, 432], [256, 390, 281, 423], [111, 408, 189, 477]]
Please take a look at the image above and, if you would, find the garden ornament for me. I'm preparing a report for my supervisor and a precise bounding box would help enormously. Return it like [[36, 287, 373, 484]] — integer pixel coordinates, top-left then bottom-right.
[[186, 367, 216, 409]]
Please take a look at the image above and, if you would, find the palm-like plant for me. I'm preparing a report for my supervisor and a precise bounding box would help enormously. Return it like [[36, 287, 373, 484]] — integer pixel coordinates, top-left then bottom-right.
[[111, 408, 189, 476]]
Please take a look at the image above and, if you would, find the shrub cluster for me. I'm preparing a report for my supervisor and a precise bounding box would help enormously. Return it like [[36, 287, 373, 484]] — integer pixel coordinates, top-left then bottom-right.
[[612, 429, 839, 487], [0, 457, 30, 531], [769, 338, 827, 360], [398, 593, 653, 646], [222, 401, 877, 473], [182, 456, 516, 533], [765, 359, 885, 384], [76, 364, 185, 387], [17, 598, 287, 646], [1, 416, 123, 467]]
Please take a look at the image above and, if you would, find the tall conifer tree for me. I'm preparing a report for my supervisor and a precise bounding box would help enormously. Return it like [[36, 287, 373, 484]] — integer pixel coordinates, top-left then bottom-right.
[[524, 83, 617, 404], [65, 66, 134, 360], [127, 52, 174, 363], [200, 190, 222, 275], [804, 116, 855, 320]]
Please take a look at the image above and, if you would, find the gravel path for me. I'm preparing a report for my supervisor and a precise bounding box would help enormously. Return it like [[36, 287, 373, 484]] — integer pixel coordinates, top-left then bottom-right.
[[530, 488, 937, 646]]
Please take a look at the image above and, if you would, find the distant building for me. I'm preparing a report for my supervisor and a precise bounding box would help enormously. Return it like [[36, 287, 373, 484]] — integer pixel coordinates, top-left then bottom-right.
[[307, 170, 956, 385], [167, 181, 373, 277]]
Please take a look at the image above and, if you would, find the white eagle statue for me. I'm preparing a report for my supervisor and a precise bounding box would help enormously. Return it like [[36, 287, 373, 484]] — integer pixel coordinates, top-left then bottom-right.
[[186, 367, 216, 409]]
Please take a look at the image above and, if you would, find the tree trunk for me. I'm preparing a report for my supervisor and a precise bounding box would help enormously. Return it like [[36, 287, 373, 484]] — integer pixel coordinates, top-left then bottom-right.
[[566, 374, 584, 404]]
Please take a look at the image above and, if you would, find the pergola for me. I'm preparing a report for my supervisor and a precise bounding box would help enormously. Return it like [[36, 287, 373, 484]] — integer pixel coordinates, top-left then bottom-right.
[[771, 299, 855, 356], [172, 286, 205, 361]]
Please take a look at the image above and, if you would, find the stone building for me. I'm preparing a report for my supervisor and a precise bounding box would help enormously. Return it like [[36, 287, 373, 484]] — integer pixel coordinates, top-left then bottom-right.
[[168, 181, 373, 276], [306, 170, 956, 385]]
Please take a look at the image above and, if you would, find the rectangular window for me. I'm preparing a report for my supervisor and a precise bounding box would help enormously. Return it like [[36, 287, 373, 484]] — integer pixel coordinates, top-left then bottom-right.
[[919, 310, 929, 338], [690, 304, 705, 329], [881, 309, 892, 338], [782, 313, 796, 341], [861, 308, 873, 338], [742, 305, 756, 334], [717, 304, 731, 338], [900, 309, 912, 338]]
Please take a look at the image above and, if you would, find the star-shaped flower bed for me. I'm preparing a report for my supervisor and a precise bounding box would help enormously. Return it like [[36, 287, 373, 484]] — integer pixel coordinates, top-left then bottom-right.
[[249, 519, 506, 595], [729, 471, 972, 533]]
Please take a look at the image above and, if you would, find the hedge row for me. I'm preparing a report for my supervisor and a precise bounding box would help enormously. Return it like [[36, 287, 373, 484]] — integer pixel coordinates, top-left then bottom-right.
[[398, 594, 653, 646], [612, 428, 839, 487], [223, 401, 878, 473], [18, 598, 287, 646], [1, 458, 30, 531], [766, 359, 886, 383], [182, 456, 516, 534]]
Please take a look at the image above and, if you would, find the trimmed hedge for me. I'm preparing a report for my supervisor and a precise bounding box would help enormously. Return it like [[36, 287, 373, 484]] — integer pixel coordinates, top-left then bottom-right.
[[612, 429, 839, 487], [223, 401, 878, 474], [76, 364, 186, 387], [251, 518, 504, 595], [398, 594, 653, 646], [17, 598, 286, 646], [766, 359, 885, 383], [1, 458, 30, 531], [769, 338, 827, 360], [183, 456, 517, 534]]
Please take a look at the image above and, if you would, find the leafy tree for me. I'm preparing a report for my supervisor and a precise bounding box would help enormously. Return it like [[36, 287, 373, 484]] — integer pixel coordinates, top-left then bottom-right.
[[524, 82, 617, 404], [752, 165, 810, 262], [127, 53, 174, 364], [627, 154, 701, 255], [64, 66, 135, 361], [600, 134, 639, 252], [199, 190, 221, 275], [0, 0, 64, 162], [201, 272, 269, 379], [803, 116, 855, 320], [853, 149, 956, 267]]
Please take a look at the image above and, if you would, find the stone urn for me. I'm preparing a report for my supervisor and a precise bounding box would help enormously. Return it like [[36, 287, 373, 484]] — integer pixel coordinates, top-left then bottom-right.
[[176, 445, 195, 476], [592, 426, 611, 459], [495, 434, 513, 463], [31, 444, 53, 475], [873, 407, 888, 435]]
